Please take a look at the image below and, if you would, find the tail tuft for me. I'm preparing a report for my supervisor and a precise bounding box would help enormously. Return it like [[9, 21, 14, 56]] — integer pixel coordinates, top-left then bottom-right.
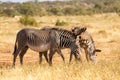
[[13, 41, 17, 55]]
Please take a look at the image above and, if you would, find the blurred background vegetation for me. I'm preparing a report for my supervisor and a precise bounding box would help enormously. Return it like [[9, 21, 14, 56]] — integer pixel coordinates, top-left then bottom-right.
[[0, 0, 120, 17]]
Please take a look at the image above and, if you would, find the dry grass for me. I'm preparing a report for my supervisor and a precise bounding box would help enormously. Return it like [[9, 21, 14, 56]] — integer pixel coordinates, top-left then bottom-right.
[[0, 13, 120, 80], [0, 61, 120, 80]]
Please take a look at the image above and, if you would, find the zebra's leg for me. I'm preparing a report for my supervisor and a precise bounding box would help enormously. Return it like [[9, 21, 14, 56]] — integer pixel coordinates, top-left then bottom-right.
[[70, 50, 82, 64], [56, 49, 65, 63], [73, 47, 82, 62], [85, 49, 90, 62], [12, 48, 21, 67], [69, 46, 81, 63], [39, 52, 43, 64], [69, 52, 73, 64], [39, 51, 48, 64], [49, 49, 55, 66], [19, 46, 28, 65], [73, 52, 82, 63], [86, 53, 90, 62], [75, 50, 82, 62], [43, 51, 49, 63]]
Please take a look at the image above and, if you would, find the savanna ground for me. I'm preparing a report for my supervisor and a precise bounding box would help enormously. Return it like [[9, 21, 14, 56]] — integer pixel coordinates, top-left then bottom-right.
[[0, 13, 120, 80]]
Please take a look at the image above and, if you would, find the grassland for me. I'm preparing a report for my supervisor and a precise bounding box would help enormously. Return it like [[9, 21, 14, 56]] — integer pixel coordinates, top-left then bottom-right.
[[0, 13, 120, 80]]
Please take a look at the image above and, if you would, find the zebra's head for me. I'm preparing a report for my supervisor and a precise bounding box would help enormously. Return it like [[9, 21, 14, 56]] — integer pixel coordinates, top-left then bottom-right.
[[87, 44, 101, 63], [79, 33, 101, 63], [71, 26, 101, 63], [71, 27, 87, 36], [80, 34, 101, 63]]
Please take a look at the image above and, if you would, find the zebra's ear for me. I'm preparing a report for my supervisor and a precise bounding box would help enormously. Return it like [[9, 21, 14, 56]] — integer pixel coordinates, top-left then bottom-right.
[[81, 27, 87, 32], [95, 49, 101, 52], [71, 27, 76, 32]]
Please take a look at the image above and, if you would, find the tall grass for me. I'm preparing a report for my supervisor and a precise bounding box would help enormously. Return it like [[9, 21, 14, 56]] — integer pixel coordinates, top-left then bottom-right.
[[0, 60, 120, 80]]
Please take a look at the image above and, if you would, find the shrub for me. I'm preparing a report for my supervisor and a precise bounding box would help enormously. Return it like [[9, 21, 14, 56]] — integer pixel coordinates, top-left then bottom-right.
[[47, 6, 62, 16], [117, 12, 120, 16], [63, 7, 75, 15], [18, 4, 35, 16], [55, 20, 68, 26], [98, 30, 106, 34], [1, 8, 17, 17], [19, 16, 37, 26]]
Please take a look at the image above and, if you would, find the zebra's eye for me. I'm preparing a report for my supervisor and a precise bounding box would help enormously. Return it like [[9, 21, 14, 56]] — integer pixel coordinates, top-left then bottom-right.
[[82, 40, 84, 43], [72, 29, 74, 32], [79, 36, 81, 39]]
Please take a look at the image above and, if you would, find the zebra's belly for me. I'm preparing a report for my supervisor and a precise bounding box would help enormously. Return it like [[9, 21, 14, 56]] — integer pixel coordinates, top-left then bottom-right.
[[28, 44, 50, 52]]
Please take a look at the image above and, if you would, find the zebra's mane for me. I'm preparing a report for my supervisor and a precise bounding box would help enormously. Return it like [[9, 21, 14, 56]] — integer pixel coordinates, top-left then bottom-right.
[[52, 28, 75, 36], [89, 35, 94, 43], [41, 27, 75, 37]]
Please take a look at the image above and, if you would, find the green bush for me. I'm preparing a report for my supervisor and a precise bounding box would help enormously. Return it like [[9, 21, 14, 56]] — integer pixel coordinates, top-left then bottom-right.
[[117, 12, 120, 16], [55, 20, 68, 26], [98, 30, 106, 34], [19, 16, 37, 26], [47, 6, 62, 16], [1, 8, 17, 17]]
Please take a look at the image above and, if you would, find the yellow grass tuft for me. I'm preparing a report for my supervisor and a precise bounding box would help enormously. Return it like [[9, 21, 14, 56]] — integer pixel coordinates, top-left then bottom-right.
[[0, 61, 120, 80]]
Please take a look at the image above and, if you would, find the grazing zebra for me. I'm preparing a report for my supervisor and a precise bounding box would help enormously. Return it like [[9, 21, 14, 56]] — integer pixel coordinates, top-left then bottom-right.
[[40, 27, 87, 64], [12, 27, 86, 66], [12, 28, 60, 67], [71, 27, 101, 63]]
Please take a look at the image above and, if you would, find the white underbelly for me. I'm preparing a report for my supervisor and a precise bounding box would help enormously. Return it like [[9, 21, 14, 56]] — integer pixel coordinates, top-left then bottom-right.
[[28, 44, 50, 52]]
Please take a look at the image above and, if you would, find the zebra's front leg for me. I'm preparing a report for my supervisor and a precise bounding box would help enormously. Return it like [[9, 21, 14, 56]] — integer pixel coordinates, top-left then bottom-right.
[[71, 49, 82, 63], [39, 52, 43, 64], [43, 51, 49, 63], [74, 53, 82, 63], [69, 49, 80, 63], [49, 49, 55, 66], [85, 50, 90, 62], [69, 53, 73, 64]]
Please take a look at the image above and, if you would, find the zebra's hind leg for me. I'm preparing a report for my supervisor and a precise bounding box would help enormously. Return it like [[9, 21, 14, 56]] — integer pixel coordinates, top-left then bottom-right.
[[39, 51, 48, 64], [56, 49, 65, 63], [12, 48, 22, 67], [19, 46, 28, 65]]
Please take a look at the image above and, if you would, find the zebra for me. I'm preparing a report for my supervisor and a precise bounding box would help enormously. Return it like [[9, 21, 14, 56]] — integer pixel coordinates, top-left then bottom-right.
[[71, 27, 101, 63], [12, 28, 60, 67], [39, 27, 87, 64], [12, 27, 86, 66]]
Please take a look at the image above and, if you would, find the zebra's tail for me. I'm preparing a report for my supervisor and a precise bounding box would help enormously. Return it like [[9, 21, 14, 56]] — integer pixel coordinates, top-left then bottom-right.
[[12, 39, 18, 55]]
